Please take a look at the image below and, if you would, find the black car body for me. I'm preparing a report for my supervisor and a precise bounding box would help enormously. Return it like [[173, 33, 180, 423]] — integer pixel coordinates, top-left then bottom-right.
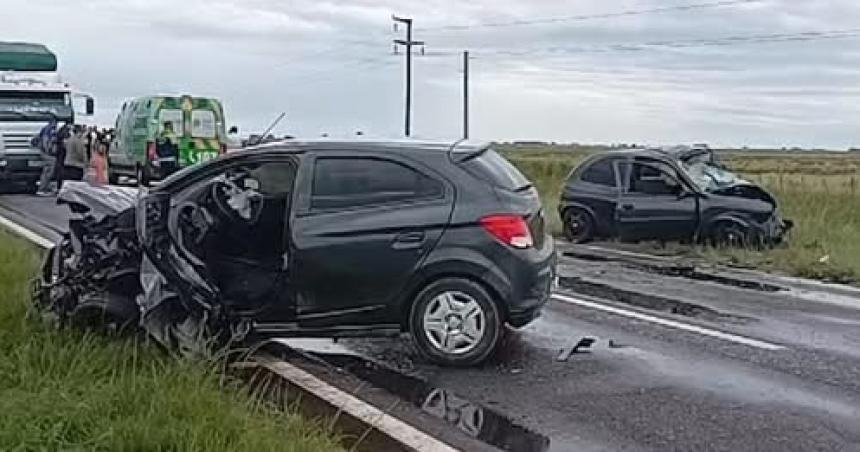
[[35, 140, 556, 366], [558, 146, 792, 246]]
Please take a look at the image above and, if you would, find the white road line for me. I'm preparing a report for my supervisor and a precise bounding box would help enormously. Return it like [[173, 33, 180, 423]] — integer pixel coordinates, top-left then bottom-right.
[[257, 357, 460, 452], [0, 212, 55, 249], [551, 293, 787, 351]]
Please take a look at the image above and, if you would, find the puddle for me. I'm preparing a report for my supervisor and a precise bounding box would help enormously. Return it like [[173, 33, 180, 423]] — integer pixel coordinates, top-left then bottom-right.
[[563, 251, 784, 292], [289, 350, 551, 452], [559, 276, 751, 324]]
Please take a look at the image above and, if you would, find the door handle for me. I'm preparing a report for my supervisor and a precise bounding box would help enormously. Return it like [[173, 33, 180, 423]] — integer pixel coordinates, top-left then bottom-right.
[[392, 231, 426, 250], [395, 231, 425, 243], [621, 204, 634, 211]]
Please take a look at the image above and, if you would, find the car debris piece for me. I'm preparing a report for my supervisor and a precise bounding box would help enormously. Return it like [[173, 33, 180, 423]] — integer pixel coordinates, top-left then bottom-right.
[[556, 337, 597, 361]]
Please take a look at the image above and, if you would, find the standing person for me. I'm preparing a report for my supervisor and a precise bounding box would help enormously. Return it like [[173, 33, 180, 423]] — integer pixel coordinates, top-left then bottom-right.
[[54, 122, 72, 191], [154, 121, 179, 177], [35, 119, 58, 196], [62, 125, 88, 183]]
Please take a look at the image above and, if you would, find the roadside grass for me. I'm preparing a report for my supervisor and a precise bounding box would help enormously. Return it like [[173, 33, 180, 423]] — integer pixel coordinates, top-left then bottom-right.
[[0, 229, 341, 451], [502, 149, 860, 282]]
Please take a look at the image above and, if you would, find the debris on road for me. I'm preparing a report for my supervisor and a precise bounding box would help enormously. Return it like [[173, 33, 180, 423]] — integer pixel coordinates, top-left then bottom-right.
[[556, 336, 597, 361]]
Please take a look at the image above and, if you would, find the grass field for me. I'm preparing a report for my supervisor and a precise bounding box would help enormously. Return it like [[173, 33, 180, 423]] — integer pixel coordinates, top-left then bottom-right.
[[500, 144, 860, 283], [0, 229, 341, 451]]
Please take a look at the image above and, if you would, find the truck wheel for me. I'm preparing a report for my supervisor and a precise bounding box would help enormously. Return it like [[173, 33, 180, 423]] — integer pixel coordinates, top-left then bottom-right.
[[409, 278, 502, 367]]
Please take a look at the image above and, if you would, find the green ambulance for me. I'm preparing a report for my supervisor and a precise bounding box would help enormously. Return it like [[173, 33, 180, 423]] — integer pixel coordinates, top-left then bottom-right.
[[108, 95, 227, 185]]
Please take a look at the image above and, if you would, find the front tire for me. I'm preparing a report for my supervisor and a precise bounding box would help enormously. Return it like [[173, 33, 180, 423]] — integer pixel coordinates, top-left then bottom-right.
[[711, 222, 750, 248], [409, 278, 502, 367]]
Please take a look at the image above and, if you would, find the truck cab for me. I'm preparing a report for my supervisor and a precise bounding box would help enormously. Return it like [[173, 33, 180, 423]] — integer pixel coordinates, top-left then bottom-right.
[[0, 42, 94, 192]]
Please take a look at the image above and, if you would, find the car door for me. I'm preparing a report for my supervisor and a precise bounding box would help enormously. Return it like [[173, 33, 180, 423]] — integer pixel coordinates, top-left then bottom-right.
[[290, 151, 453, 328], [149, 153, 298, 322], [616, 158, 698, 242]]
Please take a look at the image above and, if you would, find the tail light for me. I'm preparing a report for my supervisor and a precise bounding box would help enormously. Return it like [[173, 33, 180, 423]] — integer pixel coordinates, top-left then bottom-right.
[[480, 215, 533, 249], [146, 141, 157, 162]]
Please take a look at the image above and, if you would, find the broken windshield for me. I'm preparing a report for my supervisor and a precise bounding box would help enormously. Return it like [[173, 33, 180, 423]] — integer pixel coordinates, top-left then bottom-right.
[[682, 160, 744, 192]]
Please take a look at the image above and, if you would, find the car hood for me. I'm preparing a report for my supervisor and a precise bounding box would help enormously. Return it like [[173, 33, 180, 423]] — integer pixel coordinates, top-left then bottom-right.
[[708, 182, 777, 208], [682, 161, 778, 209], [57, 181, 139, 221]]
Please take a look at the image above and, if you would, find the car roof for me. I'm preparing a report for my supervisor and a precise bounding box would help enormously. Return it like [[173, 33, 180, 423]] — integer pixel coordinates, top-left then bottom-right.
[[587, 148, 679, 162], [242, 138, 491, 155]]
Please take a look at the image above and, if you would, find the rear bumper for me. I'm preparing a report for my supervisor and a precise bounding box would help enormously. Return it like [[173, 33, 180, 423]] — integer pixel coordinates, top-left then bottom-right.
[[0, 153, 44, 181], [499, 235, 557, 328]]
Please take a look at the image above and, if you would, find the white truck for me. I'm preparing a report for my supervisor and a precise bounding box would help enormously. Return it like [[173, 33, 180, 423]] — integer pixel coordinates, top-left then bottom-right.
[[0, 42, 93, 192]]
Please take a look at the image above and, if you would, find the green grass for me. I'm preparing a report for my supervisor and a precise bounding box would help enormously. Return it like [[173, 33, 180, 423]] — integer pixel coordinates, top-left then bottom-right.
[[502, 149, 860, 283], [0, 229, 341, 451]]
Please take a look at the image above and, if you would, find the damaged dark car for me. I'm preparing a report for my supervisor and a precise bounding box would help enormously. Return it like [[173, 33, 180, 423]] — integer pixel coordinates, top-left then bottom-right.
[[558, 146, 793, 246], [34, 140, 556, 366]]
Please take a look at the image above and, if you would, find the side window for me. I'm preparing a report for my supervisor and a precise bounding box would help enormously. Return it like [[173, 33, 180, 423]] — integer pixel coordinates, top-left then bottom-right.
[[159, 109, 183, 136], [190, 109, 216, 138], [311, 157, 443, 210], [580, 158, 617, 187], [627, 161, 683, 196]]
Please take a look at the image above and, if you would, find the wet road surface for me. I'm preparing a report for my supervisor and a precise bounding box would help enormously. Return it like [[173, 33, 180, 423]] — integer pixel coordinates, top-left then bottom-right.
[[3, 192, 860, 451]]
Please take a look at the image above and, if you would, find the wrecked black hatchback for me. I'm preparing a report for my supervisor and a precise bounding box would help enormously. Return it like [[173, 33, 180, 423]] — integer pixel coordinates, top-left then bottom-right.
[[558, 146, 792, 246], [34, 140, 556, 366]]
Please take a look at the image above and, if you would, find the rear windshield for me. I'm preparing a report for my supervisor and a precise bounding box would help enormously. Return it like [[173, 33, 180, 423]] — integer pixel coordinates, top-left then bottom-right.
[[460, 148, 532, 191]]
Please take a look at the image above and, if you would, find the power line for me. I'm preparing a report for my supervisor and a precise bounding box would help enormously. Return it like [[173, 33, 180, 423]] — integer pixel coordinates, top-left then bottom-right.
[[421, 0, 760, 32], [450, 27, 860, 58]]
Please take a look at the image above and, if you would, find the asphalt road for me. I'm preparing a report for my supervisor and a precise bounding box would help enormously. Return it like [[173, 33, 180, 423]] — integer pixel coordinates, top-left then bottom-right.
[[3, 191, 860, 452]]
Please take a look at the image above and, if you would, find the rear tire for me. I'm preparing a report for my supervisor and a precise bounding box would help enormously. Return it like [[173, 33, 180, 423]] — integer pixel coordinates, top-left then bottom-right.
[[563, 208, 595, 243], [409, 278, 502, 367]]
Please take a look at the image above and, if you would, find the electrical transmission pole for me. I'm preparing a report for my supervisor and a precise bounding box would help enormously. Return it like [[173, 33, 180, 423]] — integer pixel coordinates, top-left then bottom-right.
[[392, 15, 424, 137], [462, 51, 469, 140]]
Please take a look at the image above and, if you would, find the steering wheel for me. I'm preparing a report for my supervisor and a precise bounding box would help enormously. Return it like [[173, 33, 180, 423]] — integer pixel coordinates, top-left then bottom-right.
[[210, 177, 264, 226]]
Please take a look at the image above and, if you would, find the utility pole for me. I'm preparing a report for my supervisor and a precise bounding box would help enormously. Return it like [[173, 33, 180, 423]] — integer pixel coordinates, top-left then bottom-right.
[[462, 51, 469, 140], [392, 15, 424, 137]]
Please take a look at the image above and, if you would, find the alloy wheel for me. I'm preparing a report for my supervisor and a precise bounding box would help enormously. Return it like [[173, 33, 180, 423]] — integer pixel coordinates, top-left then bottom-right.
[[422, 291, 486, 355]]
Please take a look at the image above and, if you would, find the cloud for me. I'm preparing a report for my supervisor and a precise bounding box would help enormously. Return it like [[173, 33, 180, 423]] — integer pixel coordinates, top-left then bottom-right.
[[3, 0, 860, 147]]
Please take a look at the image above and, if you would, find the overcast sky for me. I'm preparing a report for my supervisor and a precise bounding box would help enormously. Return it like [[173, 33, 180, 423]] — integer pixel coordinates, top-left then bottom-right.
[[5, 0, 860, 148]]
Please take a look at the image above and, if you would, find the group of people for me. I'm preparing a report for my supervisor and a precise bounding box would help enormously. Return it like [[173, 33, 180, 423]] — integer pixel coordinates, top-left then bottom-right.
[[34, 120, 114, 196]]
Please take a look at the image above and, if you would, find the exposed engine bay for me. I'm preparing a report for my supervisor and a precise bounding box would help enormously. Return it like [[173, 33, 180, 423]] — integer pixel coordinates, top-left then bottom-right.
[[33, 176, 274, 353]]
